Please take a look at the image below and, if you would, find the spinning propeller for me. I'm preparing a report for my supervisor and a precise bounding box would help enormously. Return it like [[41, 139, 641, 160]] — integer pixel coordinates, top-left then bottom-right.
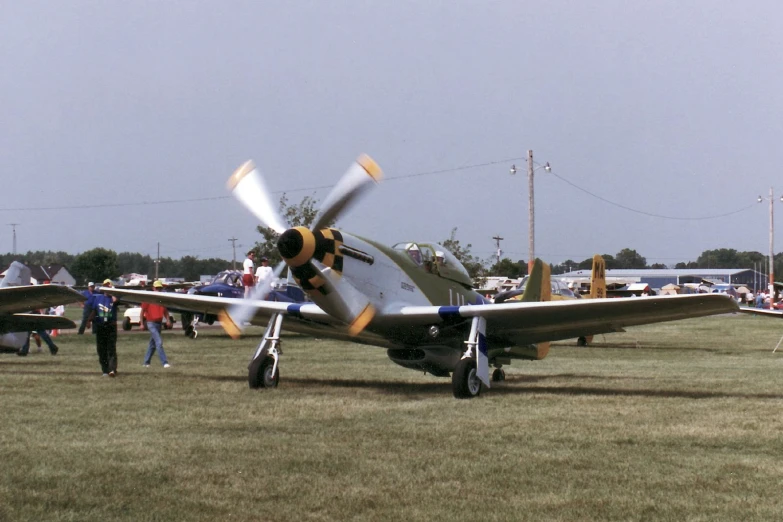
[[220, 154, 383, 338]]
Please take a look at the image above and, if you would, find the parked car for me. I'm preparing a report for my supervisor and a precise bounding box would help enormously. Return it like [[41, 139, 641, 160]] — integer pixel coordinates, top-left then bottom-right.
[[122, 307, 176, 331]]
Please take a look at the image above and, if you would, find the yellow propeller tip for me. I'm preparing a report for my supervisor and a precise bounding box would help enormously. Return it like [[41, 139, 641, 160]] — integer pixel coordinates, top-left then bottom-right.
[[357, 154, 383, 182], [348, 304, 375, 336], [227, 160, 256, 190], [218, 310, 243, 340]]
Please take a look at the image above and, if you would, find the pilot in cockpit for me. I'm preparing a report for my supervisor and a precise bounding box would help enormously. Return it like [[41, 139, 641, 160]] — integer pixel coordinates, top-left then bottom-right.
[[406, 243, 422, 265]]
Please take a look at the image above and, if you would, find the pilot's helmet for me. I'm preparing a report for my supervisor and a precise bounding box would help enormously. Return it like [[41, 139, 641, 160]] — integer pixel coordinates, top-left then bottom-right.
[[435, 251, 445, 263], [406, 243, 422, 264]]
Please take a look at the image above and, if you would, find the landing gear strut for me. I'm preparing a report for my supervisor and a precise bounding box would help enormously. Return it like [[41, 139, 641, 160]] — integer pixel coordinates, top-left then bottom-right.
[[452, 316, 489, 399], [248, 313, 283, 389], [182, 312, 200, 339]]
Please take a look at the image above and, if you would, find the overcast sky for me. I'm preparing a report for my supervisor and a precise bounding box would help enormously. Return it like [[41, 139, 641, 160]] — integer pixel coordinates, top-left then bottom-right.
[[1, 1, 782, 266]]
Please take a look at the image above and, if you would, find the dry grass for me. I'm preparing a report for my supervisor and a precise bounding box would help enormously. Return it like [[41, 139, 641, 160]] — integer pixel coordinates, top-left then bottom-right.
[[1, 312, 782, 521]]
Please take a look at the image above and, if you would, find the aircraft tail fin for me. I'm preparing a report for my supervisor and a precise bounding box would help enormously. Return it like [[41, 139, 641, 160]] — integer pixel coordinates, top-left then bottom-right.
[[589, 255, 606, 299], [1, 261, 31, 288], [520, 258, 551, 302], [520, 258, 551, 359]]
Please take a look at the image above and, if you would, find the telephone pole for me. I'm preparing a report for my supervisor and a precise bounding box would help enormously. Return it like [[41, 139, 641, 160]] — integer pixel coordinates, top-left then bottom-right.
[[228, 237, 238, 270], [510, 151, 550, 273], [492, 235, 504, 266], [8, 223, 19, 254]]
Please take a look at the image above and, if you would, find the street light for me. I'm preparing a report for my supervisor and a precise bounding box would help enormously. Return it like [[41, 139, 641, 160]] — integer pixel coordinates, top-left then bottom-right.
[[510, 150, 551, 272], [757, 187, 783, 294]]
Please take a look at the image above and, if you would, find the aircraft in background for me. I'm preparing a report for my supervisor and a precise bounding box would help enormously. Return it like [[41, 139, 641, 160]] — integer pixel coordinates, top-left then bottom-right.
[[0, 262, 85, 353], [104, 154, 738, 398]]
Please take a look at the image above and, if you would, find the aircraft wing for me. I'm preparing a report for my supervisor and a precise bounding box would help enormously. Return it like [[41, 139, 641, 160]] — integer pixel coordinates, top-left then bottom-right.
[[737, 307, 783, 318], [0, 285, 86, 314], [392, 294, 738, 345], [0, 314, 77, 334], [102, 288, 341, 326]]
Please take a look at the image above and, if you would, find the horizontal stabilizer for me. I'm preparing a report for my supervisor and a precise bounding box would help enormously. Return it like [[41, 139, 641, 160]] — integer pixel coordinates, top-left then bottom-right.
[[0, 314, 77, 334]]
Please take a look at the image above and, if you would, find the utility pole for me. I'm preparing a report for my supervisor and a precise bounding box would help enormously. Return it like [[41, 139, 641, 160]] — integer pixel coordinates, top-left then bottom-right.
[[527, 150, 535, 273], [510, 152, 550, 273], [492, 235, 504, 267], [154, 242, 160, 280], [8, 223, 19, 255], [228, 236, 238, 270]]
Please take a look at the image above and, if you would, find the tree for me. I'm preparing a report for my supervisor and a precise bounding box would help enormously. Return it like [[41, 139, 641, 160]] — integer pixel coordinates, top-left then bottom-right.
[[614, 248, 647, 269], [441, 227, 486, 281], [254, 194, 328, 265], [488, 258, 526, 278], [70, 248, 119, 284], [650, 263, 668, 269]]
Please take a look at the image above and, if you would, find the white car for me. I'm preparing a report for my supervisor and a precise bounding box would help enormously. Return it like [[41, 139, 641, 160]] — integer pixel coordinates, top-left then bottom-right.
[[122, 307, 176, 331]]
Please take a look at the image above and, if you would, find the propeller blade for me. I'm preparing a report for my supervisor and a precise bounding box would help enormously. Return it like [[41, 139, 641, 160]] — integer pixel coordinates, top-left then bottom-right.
[[219, 261, 287, 339], [310, 154, 383, 232], [293, 259, 375, 336], [227, 160, 288, 234]]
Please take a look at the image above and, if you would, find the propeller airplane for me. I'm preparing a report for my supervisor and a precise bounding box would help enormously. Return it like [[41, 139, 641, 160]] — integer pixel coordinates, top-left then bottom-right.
[[1, 262, 85, 353], [104, 154, 739, 398]]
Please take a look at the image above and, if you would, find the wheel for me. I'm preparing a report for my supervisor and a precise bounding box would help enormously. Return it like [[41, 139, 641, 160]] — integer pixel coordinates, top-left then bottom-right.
[[452, 358, 481, 399], [577, 336, 588, 347], [122, 317, 132, 331], [248, 355, 279, 389], [492, 368, 505, 382]]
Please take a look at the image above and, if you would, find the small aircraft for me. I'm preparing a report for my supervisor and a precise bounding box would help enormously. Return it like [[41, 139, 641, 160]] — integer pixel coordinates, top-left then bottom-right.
[[104, 154, 738, 398], [178, 270, 308, 338], [0, 262, 85, 352]]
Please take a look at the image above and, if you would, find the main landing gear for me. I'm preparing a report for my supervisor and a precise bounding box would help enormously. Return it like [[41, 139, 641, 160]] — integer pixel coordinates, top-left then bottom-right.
[[248, 313, 283, 389], [452, 316, 490, 399]]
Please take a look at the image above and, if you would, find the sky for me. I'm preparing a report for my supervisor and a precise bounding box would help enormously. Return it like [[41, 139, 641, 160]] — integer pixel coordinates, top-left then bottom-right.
[[1, 1, 782, 267]]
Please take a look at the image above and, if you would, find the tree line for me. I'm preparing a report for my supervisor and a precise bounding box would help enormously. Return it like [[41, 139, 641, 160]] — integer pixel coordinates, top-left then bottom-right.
[[0, 250, 233, 285]]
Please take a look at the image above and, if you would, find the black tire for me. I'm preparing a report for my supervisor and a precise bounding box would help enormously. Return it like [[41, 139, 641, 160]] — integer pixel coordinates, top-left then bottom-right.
[[122, 317, 132, 331], [248, 355, 279, 389], [452, 358, 481, 399], [577, 336, 588, 347], [492, 368, 505, 382]]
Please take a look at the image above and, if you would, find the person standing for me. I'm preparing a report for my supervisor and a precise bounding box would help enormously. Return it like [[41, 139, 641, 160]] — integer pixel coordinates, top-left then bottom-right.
[[242, 250, 256, 298], [77, 282, 95, 334], [141, 280, 172, 368], [86, 279, 120, 377], [254, 256, 273, 294]]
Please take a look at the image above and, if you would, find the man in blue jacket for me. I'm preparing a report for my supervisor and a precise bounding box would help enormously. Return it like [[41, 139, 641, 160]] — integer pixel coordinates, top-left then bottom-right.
[[86, 279, 120, 377]]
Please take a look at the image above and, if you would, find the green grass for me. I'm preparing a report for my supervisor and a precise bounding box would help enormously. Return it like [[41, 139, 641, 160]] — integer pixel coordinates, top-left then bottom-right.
[[1, 312, 782, 521]]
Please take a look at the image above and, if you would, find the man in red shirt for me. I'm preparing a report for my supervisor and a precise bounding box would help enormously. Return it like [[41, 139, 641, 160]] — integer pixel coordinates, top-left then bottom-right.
[[141, 280, 172, 368]]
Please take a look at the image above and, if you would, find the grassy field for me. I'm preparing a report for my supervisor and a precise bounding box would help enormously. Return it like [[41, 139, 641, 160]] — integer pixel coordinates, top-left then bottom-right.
[[1, 311, 782, 521]]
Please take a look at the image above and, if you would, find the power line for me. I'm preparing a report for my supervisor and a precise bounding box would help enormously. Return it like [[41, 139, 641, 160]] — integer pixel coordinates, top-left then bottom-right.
[[0, 157, 526, 213], [545, 166, 755, 221]]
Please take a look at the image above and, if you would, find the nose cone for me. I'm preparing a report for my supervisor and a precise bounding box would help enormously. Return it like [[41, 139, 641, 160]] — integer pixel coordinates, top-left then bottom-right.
[[277, 226, 316, 267]]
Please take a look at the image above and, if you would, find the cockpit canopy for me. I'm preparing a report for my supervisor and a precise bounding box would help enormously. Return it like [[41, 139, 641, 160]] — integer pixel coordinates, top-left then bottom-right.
[[391, 242, 473, 287]]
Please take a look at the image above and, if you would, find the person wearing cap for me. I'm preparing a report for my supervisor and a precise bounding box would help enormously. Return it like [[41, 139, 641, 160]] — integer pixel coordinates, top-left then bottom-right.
[[77, 282, 96, 335], [86, 279, 120, 377], [242, 250, 256, 298], [254, 256, 273, 294], [140, 280, 172, 368]]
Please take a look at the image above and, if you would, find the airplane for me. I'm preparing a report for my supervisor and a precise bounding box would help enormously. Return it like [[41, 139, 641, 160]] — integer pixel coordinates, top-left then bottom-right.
[[103, 154, 739, 398], [0, 261, 86, 353]]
